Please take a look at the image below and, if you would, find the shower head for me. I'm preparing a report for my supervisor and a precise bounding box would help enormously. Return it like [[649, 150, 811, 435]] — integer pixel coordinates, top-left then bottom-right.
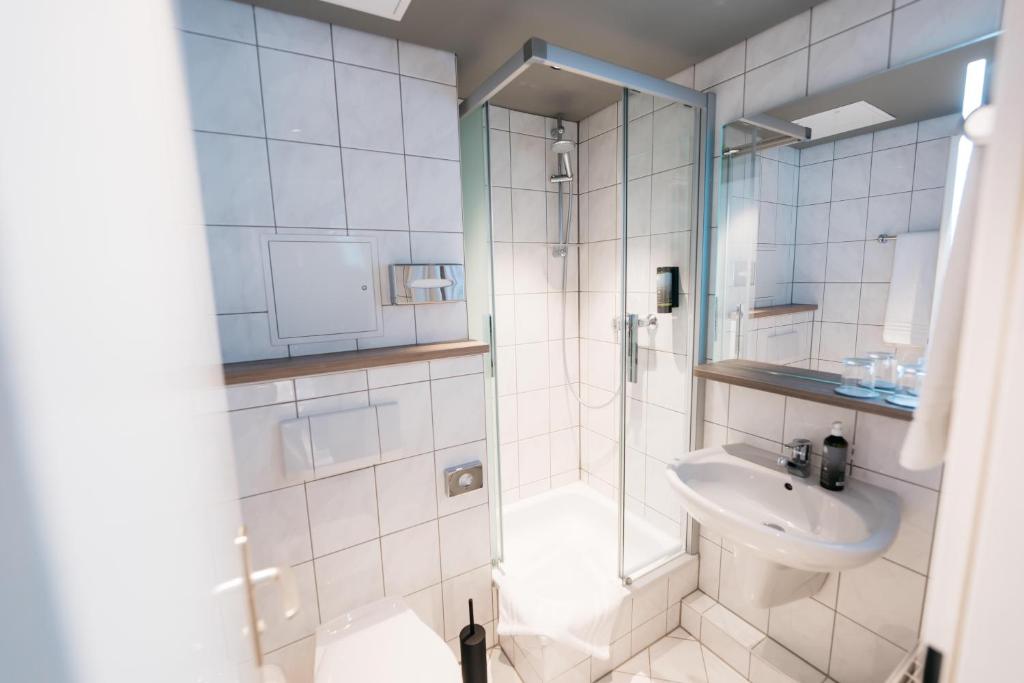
[[550, 138, 575, 183]]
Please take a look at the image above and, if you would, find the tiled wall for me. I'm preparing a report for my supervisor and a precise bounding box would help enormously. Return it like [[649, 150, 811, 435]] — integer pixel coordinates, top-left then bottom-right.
[[225, 355, 490, 682], [174, 0, 467, 362], [793, 115, 959, 371], [576, 97, 698, 555], [488, 106, 583, 500], [700, 380, 942, 682]]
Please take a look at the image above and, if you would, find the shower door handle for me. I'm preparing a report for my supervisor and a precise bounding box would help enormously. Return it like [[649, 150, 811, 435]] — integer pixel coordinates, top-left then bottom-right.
[[625, 314, 639, 384], [624, 314, 657, 384]]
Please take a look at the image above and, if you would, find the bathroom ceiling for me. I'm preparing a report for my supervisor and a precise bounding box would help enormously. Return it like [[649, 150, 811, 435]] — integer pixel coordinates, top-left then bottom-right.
[[252, 0, 823, 119]]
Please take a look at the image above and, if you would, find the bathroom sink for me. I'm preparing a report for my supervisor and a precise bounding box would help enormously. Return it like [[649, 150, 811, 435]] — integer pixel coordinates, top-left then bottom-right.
[[665, 443, 901, 606]]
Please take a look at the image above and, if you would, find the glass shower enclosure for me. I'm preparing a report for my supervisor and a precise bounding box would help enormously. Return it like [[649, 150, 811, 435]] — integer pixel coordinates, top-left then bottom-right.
[[459, 40, 714, 584]]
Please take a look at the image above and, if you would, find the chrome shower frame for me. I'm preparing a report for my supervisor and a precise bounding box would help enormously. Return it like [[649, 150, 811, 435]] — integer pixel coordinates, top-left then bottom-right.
[[461, 38, 715, 585]]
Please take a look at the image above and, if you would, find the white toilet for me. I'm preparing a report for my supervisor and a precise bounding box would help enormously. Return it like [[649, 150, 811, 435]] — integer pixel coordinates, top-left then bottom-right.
[[314, 597, 462, 683]]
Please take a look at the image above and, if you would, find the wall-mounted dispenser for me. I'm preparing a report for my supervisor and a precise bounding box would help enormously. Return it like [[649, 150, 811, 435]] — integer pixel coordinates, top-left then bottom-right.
[[656, 266, 679, 313], [389, 264, 466, 305]]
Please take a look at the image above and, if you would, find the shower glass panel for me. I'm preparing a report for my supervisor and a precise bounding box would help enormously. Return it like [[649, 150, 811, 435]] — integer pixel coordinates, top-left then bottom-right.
[[620, 89, 699, 577], [458, 104, 504, 563]]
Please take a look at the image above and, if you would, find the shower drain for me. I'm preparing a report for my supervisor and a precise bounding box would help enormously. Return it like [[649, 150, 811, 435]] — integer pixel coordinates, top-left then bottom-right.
[[762, 522, 785, 532]]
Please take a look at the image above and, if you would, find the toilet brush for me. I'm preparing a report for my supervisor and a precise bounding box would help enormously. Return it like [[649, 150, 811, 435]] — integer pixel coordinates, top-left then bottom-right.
[[459, 599, 487, 683]]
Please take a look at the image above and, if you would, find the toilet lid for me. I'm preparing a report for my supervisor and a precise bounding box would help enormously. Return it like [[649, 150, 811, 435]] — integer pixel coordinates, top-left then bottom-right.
[[314, 597, 461, 683]]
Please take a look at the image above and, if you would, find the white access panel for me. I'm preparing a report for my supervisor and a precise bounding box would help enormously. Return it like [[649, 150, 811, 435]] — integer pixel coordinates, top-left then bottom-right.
[[261, 233, 384, 345]]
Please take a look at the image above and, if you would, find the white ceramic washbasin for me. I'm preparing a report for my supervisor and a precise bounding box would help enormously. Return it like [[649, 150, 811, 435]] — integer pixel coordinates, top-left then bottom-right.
[[666, 443, 901, 606]]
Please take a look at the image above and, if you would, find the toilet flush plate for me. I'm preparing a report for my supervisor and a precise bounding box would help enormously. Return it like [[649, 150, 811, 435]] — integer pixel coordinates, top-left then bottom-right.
[[445, 461, 483, 497]]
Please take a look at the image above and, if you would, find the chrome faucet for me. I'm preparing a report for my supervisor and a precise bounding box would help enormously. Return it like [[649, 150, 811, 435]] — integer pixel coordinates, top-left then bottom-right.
[[778, 438, 812, 478]]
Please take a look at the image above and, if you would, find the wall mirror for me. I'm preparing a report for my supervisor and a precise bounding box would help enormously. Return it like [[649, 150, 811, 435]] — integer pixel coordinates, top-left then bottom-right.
[[704, 36, 995, 411]]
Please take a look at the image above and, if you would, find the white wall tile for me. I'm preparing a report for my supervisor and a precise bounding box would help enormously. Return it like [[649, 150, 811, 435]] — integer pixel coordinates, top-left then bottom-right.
[[828, 615, 906, 683], [744, 50, 808, 115], [335, 63, 404, 153], [824, 241, 864, 283], [375, 452, 438, 534], [873, 123, 918, 151], [890, 0, 1003, 66], [836, 558, 925, 649], [783, 397, 856, 451], [342, 149, 408, 229], [194, 132, 274, 226], [430, 372, 485, 449], [728, 386, 785, 442], [854, 412, 941, 489], [175, 0, 255, 43], [358, 305, 417, 348], [828, 198, 868, 242], [913, 138, 951, 191], [241, 484, 312, 567], [259, 47, 338, 145], [315, 539, 384, 621], [409, 229, 462, 264], [254, 561, 319, 653], [430, 355, 483, 380], [399, 41, 457, 85], [370, 380, 434, 460], [510, 133, 546, 191], [768, 597, 834, 672], [294, 370, 367, 400], [441, 564, 493, 640], [306, 468, 379, 556], [869, 145, 916, 196], [181, 33, 264, 137], [367, 362, 430, 388], [798, 163, 832, 205], [406, 584, 446, 638], [331, 24, 398, 72], [830, 154, 870, 201], [807, 16, 890, 95], [909, 188, 945, 232], [746, 11, 810, 69], [810, 0, 891, 42], [254, 7, 332, 59], [415, 301, 468, 343], [380, 519, 442, 596], [267, 140, 346, 228], [226, 379, 295, 411], [866, 192, 911, 237], [207, 226, 273, 314], [401, 77, 459, 160], [407, 156, 463, 231], [438, 504, 490, 579], [695, 43, 746, 90], [229, 402, 306, 496]]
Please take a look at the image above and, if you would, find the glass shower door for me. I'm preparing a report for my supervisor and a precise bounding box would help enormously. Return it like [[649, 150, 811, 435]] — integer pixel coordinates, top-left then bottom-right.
[[619, 88, 701, 578]]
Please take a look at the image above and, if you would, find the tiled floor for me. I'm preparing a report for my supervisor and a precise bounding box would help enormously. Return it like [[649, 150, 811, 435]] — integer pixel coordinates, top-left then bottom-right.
[[598, 627, 748, 683]]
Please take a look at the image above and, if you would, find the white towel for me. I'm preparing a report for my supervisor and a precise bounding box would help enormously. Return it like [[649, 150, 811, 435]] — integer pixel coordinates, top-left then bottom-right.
[[899, 149, 983, 471], [883, 231, 941, 346]]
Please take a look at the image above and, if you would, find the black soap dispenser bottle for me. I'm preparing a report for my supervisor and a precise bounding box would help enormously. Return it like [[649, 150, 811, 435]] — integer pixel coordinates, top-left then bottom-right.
[[820, 421, 848, 491]]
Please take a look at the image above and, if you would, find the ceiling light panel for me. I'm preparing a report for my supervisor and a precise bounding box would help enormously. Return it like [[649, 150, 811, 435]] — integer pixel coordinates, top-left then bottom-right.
[[793, 101, 895, 141], [321, 0, 413, 21]]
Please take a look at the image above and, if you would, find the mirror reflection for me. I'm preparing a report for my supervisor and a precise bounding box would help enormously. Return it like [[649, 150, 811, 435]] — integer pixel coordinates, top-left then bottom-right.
[[706, 38, 994, 408]]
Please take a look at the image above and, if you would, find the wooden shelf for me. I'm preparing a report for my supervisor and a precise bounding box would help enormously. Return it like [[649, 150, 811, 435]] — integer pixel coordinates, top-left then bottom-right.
[[748, 303, 818, 319], [694, 359, 913, 421], [223, 340, 490, 385]]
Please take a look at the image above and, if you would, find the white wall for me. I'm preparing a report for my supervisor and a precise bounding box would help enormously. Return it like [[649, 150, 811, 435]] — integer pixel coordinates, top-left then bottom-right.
[[226, 355, 490, 682], [175, 0, 468, 362], [701, 381, 941, 682], [488, 106, 583, 500]]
